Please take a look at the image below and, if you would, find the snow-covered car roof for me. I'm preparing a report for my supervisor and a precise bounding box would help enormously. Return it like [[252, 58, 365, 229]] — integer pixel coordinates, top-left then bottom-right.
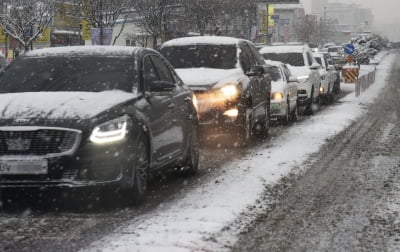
[[162, 36, 246, 47], [264, 59, 285, 67], [259, 44, 308, 54], [25, 46, 146, 57]]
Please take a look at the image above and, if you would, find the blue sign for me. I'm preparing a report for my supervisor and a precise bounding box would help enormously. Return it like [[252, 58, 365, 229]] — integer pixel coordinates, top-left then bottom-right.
[[271, 15, 280, 20], [344, 44, 355, 55]]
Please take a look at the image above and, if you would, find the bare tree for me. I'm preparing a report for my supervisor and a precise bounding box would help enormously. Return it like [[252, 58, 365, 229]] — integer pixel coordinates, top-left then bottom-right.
[[179, 0, 224, 36], [0, 0, 56, 51], [133, 0, 179, 48], [74, 0, 131, 45]]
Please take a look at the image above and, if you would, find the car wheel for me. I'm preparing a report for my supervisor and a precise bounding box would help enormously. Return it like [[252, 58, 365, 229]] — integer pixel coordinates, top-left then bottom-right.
[[126, 137, 149, 204], [257, 103, 270, 137], [280, 100, 290, 125], [180, 125, 199, 176], [290, 103, 298, 122], [237, 108, 253, 146], [304, 89, 314, 115]]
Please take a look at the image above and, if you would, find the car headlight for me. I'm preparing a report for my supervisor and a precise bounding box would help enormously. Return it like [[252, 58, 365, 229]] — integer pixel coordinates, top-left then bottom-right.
[[90, 115, 130, 144], [320, 86, 325, 93], [220, 84, 239, 100], [192, 93, 199, 112], [272, 92, 284, 100]]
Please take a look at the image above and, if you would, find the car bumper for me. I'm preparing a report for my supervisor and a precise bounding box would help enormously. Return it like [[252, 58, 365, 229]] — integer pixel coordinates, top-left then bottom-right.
[[270, 100, 288, 119], [0, 141, 131, 189]]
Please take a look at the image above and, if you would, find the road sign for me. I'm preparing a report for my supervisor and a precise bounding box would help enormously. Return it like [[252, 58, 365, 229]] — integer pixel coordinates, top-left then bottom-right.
[[344, 44, 355, 55], [271, 15, 280, 20]]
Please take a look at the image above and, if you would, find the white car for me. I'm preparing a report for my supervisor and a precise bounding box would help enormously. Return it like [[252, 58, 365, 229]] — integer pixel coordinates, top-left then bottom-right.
[[260, 44, 321, 115], [266, 60, 298, 124], [313, 52, 336, 103]]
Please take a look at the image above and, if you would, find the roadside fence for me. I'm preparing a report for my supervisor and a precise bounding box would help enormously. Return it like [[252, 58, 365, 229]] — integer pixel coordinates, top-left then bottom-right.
[[355, 67, 376, 97]]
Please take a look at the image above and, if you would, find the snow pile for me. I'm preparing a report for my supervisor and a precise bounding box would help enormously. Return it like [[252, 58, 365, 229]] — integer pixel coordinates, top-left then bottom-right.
[[83, 54, 395, 252]]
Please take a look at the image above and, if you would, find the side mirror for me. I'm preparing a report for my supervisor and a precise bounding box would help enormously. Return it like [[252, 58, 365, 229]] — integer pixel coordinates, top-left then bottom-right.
[[247, 65, 265, 77], [310, 63, 320, 70], [149, 80, 176, 92], [288, 76, 298, 82]]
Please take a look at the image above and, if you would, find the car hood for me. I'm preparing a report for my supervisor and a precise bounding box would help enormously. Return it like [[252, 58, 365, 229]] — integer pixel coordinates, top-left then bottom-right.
[[271, 80, 286, 94], [175, 68, 245, 90], [0, 90, 137, 121], [286, 65, 312, 78]]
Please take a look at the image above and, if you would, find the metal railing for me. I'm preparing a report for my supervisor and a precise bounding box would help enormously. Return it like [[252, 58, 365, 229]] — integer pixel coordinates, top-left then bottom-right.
[[355, 67, 376, 97]]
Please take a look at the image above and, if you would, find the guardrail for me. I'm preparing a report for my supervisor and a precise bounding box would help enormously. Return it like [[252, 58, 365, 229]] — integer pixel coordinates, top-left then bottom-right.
[[355, 67, 376, 97]]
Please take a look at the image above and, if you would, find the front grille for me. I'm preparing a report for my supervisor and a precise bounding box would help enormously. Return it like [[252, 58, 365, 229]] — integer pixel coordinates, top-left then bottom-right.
[[0, 128, 81, 156]]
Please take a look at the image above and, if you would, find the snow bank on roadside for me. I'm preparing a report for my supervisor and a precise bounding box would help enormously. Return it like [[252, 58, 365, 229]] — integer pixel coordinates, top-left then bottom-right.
[[83, 54, 395, 252]]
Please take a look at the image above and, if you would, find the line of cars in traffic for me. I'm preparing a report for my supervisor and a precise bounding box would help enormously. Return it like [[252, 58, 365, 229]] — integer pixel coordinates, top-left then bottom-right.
[[0, 36, 342, 204]]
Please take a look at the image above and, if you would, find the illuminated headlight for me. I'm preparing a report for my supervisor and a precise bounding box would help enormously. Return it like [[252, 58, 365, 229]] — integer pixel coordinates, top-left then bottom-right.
[[223, 108, 239, 118], [320, 86, 325, 93], [192, 94, 199, 112], [90, 116, 130, 144], [272, 92, 284, 100], [220, 84, 239, 99]]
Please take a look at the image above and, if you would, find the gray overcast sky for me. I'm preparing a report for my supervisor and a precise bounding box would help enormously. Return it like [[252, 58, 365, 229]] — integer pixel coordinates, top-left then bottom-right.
[[302, 0, 400, 40], [332, 0, 399, 24]]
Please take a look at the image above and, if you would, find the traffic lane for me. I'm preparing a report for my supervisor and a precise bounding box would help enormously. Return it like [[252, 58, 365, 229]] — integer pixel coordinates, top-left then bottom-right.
[[232, 59, 400, 251], [0, 88, 345, 252], [0, 121, 294, 252]]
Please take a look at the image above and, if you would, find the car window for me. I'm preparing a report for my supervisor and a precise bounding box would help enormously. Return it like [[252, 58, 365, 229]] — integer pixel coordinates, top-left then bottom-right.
[[150, 55, 174, 83], [263, 52, 305, 67], [0, 56, 137, 93], [306, 52, 314, 66], [269, 66, 282, 81], [248, 43, 266, 65], [143, 56, 159, 90], [160, 44, 237, 69], [240, 43, 255, 73]]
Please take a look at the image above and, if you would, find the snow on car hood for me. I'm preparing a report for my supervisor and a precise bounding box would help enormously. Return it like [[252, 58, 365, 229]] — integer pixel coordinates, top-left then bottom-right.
[[175, 68, 246, 90], [0, 90, 137, 120], [286, 65, 311, 78]]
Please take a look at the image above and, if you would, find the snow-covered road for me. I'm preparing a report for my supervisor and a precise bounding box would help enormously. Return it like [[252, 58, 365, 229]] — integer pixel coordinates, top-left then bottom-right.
[[83, 54, 396, 252]]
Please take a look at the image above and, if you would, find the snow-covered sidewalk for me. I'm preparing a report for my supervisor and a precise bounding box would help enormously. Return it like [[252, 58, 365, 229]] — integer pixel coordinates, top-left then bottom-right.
[[83, 54, 395, 252]]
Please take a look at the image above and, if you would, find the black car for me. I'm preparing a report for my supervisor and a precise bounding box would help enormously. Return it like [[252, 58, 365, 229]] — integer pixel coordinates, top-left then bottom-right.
[[0, 46, 199, 202], [160, 36, 271, 144]]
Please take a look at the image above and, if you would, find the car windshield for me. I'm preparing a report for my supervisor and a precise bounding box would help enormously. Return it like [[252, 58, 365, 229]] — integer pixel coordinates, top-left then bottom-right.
[[262, 53, 305, 67], [269, 66, 282, 81], [161, 44, 237, 69], [0, 56, 137, 93], [314, 57, 322, 65]]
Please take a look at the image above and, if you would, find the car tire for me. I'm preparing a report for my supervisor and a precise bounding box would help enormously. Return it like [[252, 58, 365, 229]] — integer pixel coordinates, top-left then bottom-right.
[[125, 137, 149, 204], [304, 89, 314, 115], [180, 125, 199, 176], [237, 107, 253, 146], [256, 103, 270, 137], [290, 103, 298, 122], [280, 100, 290, 125]]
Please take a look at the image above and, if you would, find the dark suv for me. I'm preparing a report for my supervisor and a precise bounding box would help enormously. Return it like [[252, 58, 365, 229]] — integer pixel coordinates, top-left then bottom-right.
[[160, 36, 271, 144], [0, 46, 199, 203]]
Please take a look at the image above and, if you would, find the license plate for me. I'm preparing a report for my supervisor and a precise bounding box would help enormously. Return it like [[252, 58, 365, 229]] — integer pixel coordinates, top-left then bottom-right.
[[0, 160, 48, 175]]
